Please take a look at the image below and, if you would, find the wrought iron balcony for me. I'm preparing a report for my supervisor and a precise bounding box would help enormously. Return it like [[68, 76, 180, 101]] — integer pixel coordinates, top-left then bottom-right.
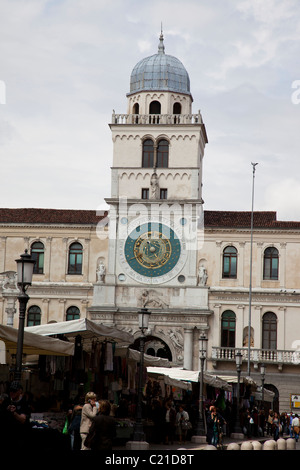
[[212, 346, 299, 370]]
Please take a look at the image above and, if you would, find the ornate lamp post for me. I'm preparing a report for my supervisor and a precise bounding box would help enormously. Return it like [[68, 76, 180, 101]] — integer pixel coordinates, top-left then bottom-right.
[[14, 250, 35, 381], [197, 333, 207, 434], [191, 333, 208, 444], [260, 363, 266, 405], [234, 350, 243, 434], [132, 307, 151, 443]]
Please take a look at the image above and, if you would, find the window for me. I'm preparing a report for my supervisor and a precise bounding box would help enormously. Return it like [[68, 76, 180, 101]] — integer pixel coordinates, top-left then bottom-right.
[[157, 139, 169, 168], [142, 139, 154, 168], [222, 246, 237, 278], [141, 188, 149, 199], [31, 241, 44, 274], [173, 102, 181, 114], [173, 102, 181, 123], [221, 310, 236, 347], [66, 306, 80, 321], [160, 188, 168, 199], [263, 247, 279, 280], [262, 312, 277, 349], [27, 305, 41, 326], [68, 242, 83, 274], [149, 100, 161, 114]]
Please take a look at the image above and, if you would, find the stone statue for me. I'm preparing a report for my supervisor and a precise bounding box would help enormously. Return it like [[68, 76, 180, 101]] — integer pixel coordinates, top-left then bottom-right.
[[150, 171, 159, 199], [140, 289, 168, 308], [198, 265, 208, 286], [1, 271, 18, 291], [96, 261, 106, 283]]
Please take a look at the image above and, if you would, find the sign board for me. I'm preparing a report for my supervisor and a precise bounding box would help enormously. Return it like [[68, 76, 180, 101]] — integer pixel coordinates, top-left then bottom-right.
[[291, 395, 300, 408]]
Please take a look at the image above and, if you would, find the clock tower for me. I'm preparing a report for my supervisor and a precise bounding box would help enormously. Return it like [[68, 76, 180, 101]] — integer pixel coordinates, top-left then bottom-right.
[[90, 33, 211, 368]]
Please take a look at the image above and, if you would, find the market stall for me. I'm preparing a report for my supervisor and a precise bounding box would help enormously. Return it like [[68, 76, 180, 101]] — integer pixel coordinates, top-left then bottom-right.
[[146, 367, 232, 391], [25, 318, 135, 404], [0, 323, 74, 358]]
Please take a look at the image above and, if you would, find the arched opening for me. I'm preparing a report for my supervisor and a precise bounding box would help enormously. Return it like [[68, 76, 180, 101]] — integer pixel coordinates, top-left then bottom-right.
[[131, 335, 172, 362]]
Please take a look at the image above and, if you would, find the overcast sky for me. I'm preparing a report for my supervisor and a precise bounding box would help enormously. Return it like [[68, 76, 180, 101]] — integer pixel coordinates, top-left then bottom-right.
[[1, 0, 300, 221]]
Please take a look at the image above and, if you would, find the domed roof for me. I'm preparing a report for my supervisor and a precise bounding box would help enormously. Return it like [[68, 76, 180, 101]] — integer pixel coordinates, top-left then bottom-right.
[[128, 34, 191, 96]]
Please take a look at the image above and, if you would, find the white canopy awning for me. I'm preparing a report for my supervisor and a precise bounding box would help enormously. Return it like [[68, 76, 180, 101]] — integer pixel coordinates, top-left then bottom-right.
[[115, 346, 171, 367], [146, 367, 232, 391], [25, 318, 134, 345], [216, 375, 258, 387], [0, 324, 74, 357]]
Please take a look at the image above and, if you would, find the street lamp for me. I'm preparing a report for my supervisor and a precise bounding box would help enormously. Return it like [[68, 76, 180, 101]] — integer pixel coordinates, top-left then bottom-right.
[[132, 307, 151, 442], [196, 333, 208, 436], [14, 249, 35, 381], [234, 350, 243, 433], [260, 363, 266, 405]]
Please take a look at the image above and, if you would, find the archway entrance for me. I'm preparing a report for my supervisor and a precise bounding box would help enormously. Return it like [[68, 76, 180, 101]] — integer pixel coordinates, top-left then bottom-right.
[[131, 335, 172, 362]]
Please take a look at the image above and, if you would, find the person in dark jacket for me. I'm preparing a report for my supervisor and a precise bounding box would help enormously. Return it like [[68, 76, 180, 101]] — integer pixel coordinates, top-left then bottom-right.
[[87, 400, 116, 451], [206, 406, 224, 448]]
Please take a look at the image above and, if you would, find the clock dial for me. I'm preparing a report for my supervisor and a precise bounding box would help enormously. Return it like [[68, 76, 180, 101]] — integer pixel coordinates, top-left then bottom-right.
[[124, 222, 181, 279]]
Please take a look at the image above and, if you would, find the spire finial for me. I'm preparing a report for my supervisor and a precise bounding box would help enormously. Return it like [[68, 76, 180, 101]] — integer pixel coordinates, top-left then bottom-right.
[[158, 24, 165, 54]]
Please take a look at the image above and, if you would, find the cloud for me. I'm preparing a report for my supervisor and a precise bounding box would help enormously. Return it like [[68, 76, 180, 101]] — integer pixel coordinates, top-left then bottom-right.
[[0, 0, 300, 222]]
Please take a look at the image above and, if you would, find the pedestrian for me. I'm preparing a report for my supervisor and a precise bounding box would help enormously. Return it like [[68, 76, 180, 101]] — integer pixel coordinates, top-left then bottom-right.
[[266, 409, 274, 435], [176, 405, 190, 444], [0, 381, 32, 450], [163, 401, 176, 445], [79, 392, 98, 450], [258, 409, 265, 436], [68, 398, 84, 450], [206, 405, 224, 448], [272, 411, 280, 441], [289, 413, 294, 438], [292, 413, 300, 442], [85, 400, 116, 451]]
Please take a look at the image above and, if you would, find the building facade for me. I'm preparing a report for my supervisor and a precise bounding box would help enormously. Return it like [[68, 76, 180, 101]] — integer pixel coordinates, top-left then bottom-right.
[[1, 35, 300, 413]]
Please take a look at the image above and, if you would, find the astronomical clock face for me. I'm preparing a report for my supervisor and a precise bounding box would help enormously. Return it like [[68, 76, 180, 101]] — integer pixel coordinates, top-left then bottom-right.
[[119, 218, 187, 284]]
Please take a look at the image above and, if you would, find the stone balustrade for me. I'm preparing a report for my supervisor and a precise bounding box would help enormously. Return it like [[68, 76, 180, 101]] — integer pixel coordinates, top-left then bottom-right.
[[212, 346, 299, 367], [111, 112, 203, 125]]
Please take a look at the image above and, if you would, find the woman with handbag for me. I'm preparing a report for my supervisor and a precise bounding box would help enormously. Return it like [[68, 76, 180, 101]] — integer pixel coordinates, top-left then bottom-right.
[[206, 406, 224, 448], [176, 405, 190, 444]]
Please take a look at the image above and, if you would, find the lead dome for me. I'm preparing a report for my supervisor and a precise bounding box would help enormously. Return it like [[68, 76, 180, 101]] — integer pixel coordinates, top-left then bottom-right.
[[128, 33, 191, 97]]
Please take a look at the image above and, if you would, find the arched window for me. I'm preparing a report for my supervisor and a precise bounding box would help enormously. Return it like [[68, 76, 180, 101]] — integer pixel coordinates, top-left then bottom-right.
[[222, 246, 237, 278], [68, 242, 83, 274], [31, 241, 44, 274], [133, 103, 139, 114], [173, 102, 181, 123], [173, 102, 181, 114], [263, 247, 279, 280], [142, 139, 154, 167], [66, 306, 80, 321], [149, 101, 161, 114], [221, 310, 236, 347], [27, 305, 41, 326], [157, 139, 169, 168], [262, 312, 277, 349]]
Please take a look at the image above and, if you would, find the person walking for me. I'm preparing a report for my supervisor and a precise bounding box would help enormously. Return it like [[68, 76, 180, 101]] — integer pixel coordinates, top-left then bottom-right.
[[163, 401, 176, 445], [176, 405, 190, 444], [206, 406, 224, 448], [292, 413, 300, 442], [86, 400, 116, 451], [272, 411, 280, 441], [80, 392, 98, 450]]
